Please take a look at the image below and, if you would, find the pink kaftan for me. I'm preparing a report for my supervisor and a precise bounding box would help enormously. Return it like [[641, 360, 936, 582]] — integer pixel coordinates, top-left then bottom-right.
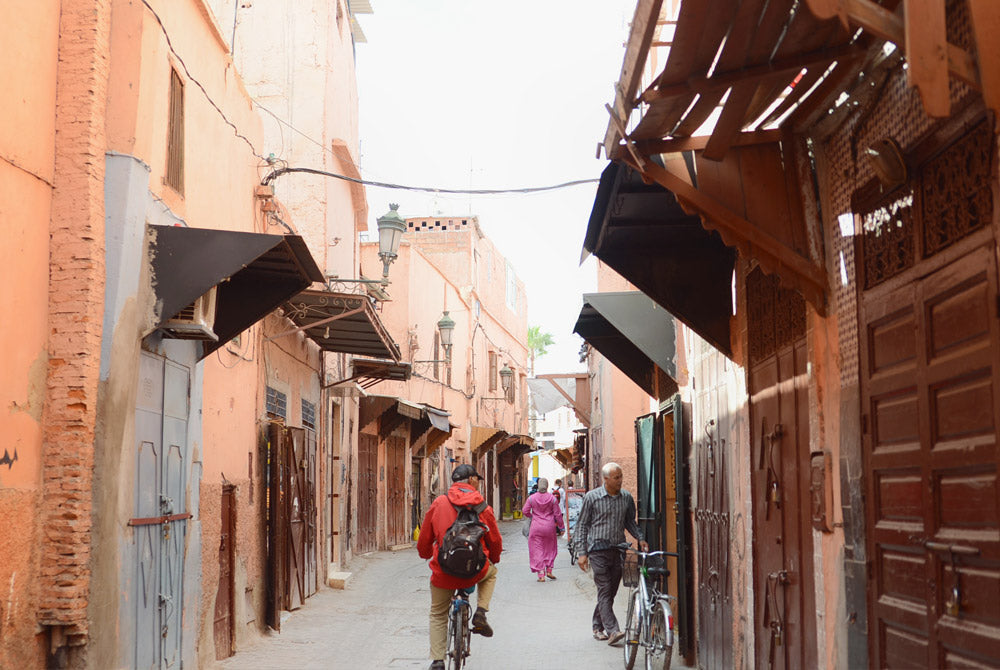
[[522, 492, 565, 574]]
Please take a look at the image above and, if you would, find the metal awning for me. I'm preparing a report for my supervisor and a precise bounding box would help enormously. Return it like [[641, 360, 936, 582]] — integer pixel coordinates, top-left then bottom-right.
[[574, 291, 680, 399], [582, 161, 735, 356], [280, 290, 401, 361], [147, 224, 324, 359], [413, 404, 455, 457]]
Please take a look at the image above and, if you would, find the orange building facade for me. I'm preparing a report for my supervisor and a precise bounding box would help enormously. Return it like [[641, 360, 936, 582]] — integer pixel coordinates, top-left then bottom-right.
[[0, 1, 378, 667]]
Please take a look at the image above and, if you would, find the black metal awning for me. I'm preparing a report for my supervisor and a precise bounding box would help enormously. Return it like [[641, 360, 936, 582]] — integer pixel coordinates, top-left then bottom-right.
[[574, 291, 680, 398], [280, 290, 401, 361], [581, 161, 734, 356], [148, 225, 324, 359]]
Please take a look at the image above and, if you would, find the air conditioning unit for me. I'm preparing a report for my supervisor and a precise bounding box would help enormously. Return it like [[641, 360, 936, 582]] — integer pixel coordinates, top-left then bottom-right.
[[161, 286, 219, 341]]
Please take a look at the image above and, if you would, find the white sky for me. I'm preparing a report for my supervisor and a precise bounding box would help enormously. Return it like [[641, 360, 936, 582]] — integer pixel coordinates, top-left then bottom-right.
[[354, 0, 636, 375]]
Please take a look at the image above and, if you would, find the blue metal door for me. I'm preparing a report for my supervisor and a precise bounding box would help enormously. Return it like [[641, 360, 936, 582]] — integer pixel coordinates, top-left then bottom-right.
[[133, 352, 190, 668]]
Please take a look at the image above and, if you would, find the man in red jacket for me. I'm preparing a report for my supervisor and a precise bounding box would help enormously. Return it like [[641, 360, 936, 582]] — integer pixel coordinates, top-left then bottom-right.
[[417, 464, 503, 670]]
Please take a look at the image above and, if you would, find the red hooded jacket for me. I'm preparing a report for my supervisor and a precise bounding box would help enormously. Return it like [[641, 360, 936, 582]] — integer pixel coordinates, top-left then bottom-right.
[[417, 482, 503, 589]]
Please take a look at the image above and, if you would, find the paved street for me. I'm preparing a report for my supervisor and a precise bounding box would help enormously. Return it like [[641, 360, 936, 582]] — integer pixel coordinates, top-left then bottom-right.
[[215, 520, 691, 669]]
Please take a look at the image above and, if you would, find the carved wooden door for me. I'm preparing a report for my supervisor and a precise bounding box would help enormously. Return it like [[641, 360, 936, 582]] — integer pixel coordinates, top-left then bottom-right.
[[693, 341, 731, 670], [357, 433, 378, 553], [748, 269, 817, 670], [214, 485, 235, 660], [386, 435, 407, 547], [861, 247, 1000, 666]]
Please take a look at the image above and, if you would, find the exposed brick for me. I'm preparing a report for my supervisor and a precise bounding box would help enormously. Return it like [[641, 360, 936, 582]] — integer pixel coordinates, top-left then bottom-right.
[[37, 0, 112, 639]]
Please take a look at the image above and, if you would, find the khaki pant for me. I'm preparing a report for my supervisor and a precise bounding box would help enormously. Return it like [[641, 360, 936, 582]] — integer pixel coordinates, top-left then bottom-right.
[[429, 562, 498, 661]]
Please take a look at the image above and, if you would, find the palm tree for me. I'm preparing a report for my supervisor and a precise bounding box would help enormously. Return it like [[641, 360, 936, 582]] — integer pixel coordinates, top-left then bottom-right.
[[527, 325, 554, 376]]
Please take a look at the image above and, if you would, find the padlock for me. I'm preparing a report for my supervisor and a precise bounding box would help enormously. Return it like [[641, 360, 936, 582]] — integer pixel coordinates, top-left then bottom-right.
[[946, 585, 960, 616], [774, 624, 783, 647], [769, 481, 782, 505]]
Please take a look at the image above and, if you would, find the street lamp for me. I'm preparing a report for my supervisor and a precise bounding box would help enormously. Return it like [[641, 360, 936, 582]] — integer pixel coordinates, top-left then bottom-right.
[[437, 311, 455, 356], [326, 203, 406, 295], [376, 203, 407, 283], [499, 364, 513, 393], [414, 310, 457, 370]]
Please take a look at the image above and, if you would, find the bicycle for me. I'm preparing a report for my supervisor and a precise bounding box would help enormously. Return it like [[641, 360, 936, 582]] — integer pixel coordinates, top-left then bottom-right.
[[446, 586, 474, 669], [618, 544, 677, 670]]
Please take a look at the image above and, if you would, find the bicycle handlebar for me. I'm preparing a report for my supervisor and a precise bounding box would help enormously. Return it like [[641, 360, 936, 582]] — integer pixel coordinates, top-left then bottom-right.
[[615, 543, 680, 559]]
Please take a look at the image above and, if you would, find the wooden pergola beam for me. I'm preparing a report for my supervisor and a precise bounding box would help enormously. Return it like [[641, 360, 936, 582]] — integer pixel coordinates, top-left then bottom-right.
[[640, 43, 863, 105], [618, 129, 782, 158], [603, 0, 664, 158], [804, 0, 978, 91]]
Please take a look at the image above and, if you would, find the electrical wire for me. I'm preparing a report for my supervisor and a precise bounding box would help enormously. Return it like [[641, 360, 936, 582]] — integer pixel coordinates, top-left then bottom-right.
[[261, 166, 600, 195], [142, 1, 600, 203]]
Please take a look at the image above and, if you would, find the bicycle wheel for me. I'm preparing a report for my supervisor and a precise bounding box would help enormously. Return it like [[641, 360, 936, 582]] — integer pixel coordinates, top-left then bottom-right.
[[645, 600, 672, 670], [623, 590, 641, 670], [461, 603, 472, 660], [447, 604, 466, 670]]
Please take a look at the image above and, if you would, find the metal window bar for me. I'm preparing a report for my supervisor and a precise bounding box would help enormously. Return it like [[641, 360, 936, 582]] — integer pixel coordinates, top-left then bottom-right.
[[266, 386, 287, 419], [301, 399, 316, 430]]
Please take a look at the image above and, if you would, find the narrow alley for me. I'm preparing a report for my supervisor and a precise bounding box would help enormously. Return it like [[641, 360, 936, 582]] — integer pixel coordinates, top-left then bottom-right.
[[214, 522, 689, 670]]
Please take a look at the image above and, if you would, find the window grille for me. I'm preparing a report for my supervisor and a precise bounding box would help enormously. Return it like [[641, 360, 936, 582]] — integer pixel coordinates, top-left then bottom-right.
[[302, 399, 316, 430], [266, 386, 287, 419]]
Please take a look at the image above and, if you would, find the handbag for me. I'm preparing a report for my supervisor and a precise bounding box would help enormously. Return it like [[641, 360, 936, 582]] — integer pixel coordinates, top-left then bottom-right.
[[522, 517, 532, 537]]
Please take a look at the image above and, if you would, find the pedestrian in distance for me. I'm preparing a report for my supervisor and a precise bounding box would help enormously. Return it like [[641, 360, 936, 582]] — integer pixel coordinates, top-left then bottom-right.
[[574, 462, 648, 647], [417, 464, 503, 670], [552, 478, 567, 518], [521, 477, 565, 582]]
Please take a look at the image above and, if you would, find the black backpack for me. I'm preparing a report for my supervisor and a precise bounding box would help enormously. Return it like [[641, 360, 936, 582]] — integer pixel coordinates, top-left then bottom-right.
[[437, 501, 489, 578]]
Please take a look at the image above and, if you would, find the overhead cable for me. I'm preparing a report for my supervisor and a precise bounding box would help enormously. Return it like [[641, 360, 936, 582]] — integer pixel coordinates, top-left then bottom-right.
[[260, 166, 599, 195]]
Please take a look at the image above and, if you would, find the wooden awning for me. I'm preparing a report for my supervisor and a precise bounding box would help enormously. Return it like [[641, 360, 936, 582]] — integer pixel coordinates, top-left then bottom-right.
[[497, 434, 535, 457], [574, 292, 681, 399], [606, 0, 992, 161], [360, 396, 453, 447], [599, 0, 1000, 316], [470, 426, 508, 459], [412, 404, 455, 457]]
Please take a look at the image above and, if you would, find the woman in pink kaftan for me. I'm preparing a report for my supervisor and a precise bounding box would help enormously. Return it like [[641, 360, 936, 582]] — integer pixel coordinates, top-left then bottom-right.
[[521, 478, 565, 581]]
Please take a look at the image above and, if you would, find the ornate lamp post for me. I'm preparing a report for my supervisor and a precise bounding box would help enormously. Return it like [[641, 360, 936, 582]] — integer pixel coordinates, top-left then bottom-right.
[[376, 203, 406, 285]]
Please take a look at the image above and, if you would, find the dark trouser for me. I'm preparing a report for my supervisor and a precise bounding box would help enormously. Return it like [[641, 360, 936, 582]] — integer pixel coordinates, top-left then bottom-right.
[[589, 548, 622, 634]]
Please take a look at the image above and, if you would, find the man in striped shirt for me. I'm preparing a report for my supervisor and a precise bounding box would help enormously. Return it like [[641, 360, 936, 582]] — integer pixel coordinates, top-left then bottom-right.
[[575, 462, 648, 646]]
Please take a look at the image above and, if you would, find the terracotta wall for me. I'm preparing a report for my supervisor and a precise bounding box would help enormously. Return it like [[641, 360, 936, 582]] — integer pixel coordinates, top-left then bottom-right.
[[0, 2, 61, 667]]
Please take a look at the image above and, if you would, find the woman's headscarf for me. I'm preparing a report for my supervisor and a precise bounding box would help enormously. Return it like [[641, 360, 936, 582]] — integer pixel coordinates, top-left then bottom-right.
[[536, 477, 549, 493]]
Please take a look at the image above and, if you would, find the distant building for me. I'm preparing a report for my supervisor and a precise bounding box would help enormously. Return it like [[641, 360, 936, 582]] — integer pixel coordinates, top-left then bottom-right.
[[360, 215, 532, 525]]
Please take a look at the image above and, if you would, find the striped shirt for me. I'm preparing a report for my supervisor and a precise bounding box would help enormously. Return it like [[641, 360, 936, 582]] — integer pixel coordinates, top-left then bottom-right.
[[573, 485, 644, 555]]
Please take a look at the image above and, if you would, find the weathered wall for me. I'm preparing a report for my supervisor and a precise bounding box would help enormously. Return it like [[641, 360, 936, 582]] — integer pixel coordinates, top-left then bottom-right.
[[36, 1, 113, 665], [234, 0, 362, 276], [0, 2, 59, 666]]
